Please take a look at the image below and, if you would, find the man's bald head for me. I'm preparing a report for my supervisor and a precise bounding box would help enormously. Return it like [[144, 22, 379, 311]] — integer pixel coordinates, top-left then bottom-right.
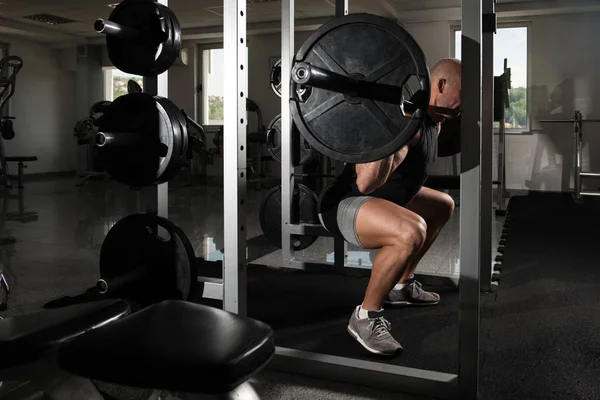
[[429, 58, 462, 121]]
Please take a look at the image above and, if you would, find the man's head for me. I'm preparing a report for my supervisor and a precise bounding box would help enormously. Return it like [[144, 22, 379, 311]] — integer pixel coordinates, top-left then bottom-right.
[[428, 58, 462, 122]]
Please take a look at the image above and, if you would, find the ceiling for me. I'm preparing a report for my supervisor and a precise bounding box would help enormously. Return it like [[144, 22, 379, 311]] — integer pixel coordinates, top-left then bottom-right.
[[0, 0, 598, 46]]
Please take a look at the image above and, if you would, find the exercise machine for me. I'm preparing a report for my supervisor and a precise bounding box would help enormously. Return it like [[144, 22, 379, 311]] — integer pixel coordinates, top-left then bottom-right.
[[539, 111, 600, 200], [0, 56, 38, 189]]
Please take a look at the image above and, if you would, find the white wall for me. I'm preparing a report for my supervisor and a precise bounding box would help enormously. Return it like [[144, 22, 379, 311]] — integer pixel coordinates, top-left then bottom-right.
[[0, 36, 77, 174], [406, 12, 600, 193]]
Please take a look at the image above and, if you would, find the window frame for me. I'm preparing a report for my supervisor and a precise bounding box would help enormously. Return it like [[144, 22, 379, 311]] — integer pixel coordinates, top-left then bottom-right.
[[450, 21, 532, 134]]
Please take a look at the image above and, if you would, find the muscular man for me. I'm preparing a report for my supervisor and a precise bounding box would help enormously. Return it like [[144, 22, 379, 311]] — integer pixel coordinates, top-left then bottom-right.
[[318, 58, 462, 356]]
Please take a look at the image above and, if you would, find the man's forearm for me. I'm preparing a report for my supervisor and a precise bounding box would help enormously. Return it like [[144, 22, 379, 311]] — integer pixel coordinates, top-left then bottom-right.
[[355, 155, 395, 194]]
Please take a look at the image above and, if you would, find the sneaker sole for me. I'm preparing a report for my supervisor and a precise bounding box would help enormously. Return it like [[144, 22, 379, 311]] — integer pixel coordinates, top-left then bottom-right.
[[383, 299, 440, 306], [347, 326, 402, 356]]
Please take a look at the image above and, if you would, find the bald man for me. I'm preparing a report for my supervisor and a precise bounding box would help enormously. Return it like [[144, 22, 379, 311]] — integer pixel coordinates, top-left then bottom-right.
[[319, 58, 462, 356]]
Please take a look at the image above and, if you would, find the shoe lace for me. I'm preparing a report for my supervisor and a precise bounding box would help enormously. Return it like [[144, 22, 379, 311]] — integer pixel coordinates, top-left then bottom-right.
[[408, 280, 424, 296], [369, 316, 392, 338]]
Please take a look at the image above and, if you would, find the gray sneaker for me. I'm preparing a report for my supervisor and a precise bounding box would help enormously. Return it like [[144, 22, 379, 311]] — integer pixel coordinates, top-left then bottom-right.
[[384, 279, 440, 306], [347, 307, 403, 356]]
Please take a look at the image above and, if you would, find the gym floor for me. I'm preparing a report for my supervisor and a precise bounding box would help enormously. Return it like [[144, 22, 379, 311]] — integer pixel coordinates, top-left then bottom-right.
[[0, 176, 472, 399]]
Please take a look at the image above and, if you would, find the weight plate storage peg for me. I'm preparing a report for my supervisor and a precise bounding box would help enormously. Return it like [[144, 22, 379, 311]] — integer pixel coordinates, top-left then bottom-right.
[[99, 214, 197, 308], [290, 13, 430, 164], [95, 0, 182, 76], [266, 114, 317, 166], [260, 184, 320, 251], [95, 93, 190, 187]]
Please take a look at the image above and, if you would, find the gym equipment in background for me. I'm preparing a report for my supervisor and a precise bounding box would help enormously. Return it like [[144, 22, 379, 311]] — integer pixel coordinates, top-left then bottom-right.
[[539, 111, 600, 201], [266, 114, 317, 166], [0, 56, 38, 189], [260, 184, 319, 251], [290, 14, 430, 164], [95, 93, 191, 187]]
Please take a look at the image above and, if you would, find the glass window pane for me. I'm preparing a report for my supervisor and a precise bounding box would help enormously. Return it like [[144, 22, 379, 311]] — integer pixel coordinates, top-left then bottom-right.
[[203, 49, 224, 125], [454, 27, 528, 130]]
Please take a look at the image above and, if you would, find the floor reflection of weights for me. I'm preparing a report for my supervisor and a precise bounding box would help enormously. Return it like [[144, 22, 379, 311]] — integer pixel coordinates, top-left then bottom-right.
[[0, 188, 39, 312]]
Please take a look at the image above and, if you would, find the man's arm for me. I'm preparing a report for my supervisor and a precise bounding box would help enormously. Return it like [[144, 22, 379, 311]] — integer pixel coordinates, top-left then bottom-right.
[[355, 130, 422, 194]]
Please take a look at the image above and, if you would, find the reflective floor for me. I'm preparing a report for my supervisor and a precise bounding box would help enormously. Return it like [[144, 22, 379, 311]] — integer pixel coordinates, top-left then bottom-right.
[[0, 176, 504, 399]]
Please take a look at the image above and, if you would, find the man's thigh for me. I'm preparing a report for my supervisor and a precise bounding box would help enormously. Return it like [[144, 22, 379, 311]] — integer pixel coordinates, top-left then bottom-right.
[[405, 186, 455, 223]]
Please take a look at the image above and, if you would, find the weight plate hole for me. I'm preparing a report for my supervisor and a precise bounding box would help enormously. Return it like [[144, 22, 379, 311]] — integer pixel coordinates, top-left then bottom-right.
[[240, 172, 244, 178], [240, 65, 244, 70], [240, 225, 244, 231], [240, 118, 244, 124], [240, 92, 244, 97], [240, 11, 244, 17], [240, 145, 244, 151]]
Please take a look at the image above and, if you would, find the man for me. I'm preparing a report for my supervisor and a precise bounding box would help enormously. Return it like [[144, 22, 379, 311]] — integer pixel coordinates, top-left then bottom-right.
[[319, 58, 462, 356]]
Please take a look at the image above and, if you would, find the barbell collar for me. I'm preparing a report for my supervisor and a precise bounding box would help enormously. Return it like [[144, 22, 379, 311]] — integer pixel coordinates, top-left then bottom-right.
[[96, 132, 141, 148], [94, 19, 140, 40], [292, 62, 404, 106]]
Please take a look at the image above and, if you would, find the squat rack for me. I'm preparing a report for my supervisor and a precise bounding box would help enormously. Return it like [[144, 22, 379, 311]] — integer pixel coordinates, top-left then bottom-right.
[[196, 0, 493, 398]]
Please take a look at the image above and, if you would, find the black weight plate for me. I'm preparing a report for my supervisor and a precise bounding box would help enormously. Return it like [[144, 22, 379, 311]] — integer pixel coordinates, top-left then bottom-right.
[[155, 96, 189, 182], [155, 4, 182, 75], [99, 214, 195, 308], [106, 0, 178, 76], [97, 93, 175, 187], [266, 114, 317, 166], [260, 184, 319, 251], [291, 14, 430, 164]]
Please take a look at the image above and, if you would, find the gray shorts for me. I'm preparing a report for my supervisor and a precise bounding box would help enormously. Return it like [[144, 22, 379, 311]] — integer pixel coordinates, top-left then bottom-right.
[[336, 196, 372, 248]]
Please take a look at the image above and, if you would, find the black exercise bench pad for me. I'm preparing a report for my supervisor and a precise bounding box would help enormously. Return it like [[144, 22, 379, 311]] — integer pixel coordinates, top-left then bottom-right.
[[59, 300, 275, 394], [0, 299, 130, 370], [6, 156, 37, 162]]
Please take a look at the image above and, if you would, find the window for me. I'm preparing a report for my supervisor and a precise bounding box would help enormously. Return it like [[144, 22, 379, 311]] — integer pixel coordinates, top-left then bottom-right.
[[103, 68, 144, 101], [453, 26, 528, 131], [201, 48, 225, 125]]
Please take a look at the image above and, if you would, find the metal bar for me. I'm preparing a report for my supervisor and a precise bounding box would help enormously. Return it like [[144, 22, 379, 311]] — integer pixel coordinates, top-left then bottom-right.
[[94, 19, 140, 40], [292, 63, 403, 105], [142, 0, 169, 219], [281, 0, 294, 269], [288, 223, 333, 237], [222, 0, 247, 315], [335, 0, 349, 17], [481, 0, 495, 293], [540, 119, 600, 123], [197, 276, 223, 284], [270, 348, 459, 399], [581, 172, 600, 178], [574, 117, 581, 199], [581, 191, 600, 197], [459, 0, 482, 397], [95, 132, 141, 148]]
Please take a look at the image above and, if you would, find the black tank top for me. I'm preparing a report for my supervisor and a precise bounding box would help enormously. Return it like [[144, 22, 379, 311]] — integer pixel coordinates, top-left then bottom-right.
[[344, 115, 438, 204]]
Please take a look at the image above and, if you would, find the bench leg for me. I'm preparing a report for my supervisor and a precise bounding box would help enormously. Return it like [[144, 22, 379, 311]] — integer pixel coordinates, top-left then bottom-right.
[[16, 162, 24, 188]]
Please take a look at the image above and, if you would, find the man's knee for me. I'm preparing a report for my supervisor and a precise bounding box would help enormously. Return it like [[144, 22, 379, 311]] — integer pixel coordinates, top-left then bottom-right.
[[438, 192, 456, 220], [391, 216, 427, 252]]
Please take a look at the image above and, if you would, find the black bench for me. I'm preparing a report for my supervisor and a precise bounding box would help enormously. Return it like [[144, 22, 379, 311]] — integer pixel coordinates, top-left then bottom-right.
[[59, 300, 274, 398], [0, 300, 274, 399], [0, 299, 130, 380], [5, 156, 37, 188]]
